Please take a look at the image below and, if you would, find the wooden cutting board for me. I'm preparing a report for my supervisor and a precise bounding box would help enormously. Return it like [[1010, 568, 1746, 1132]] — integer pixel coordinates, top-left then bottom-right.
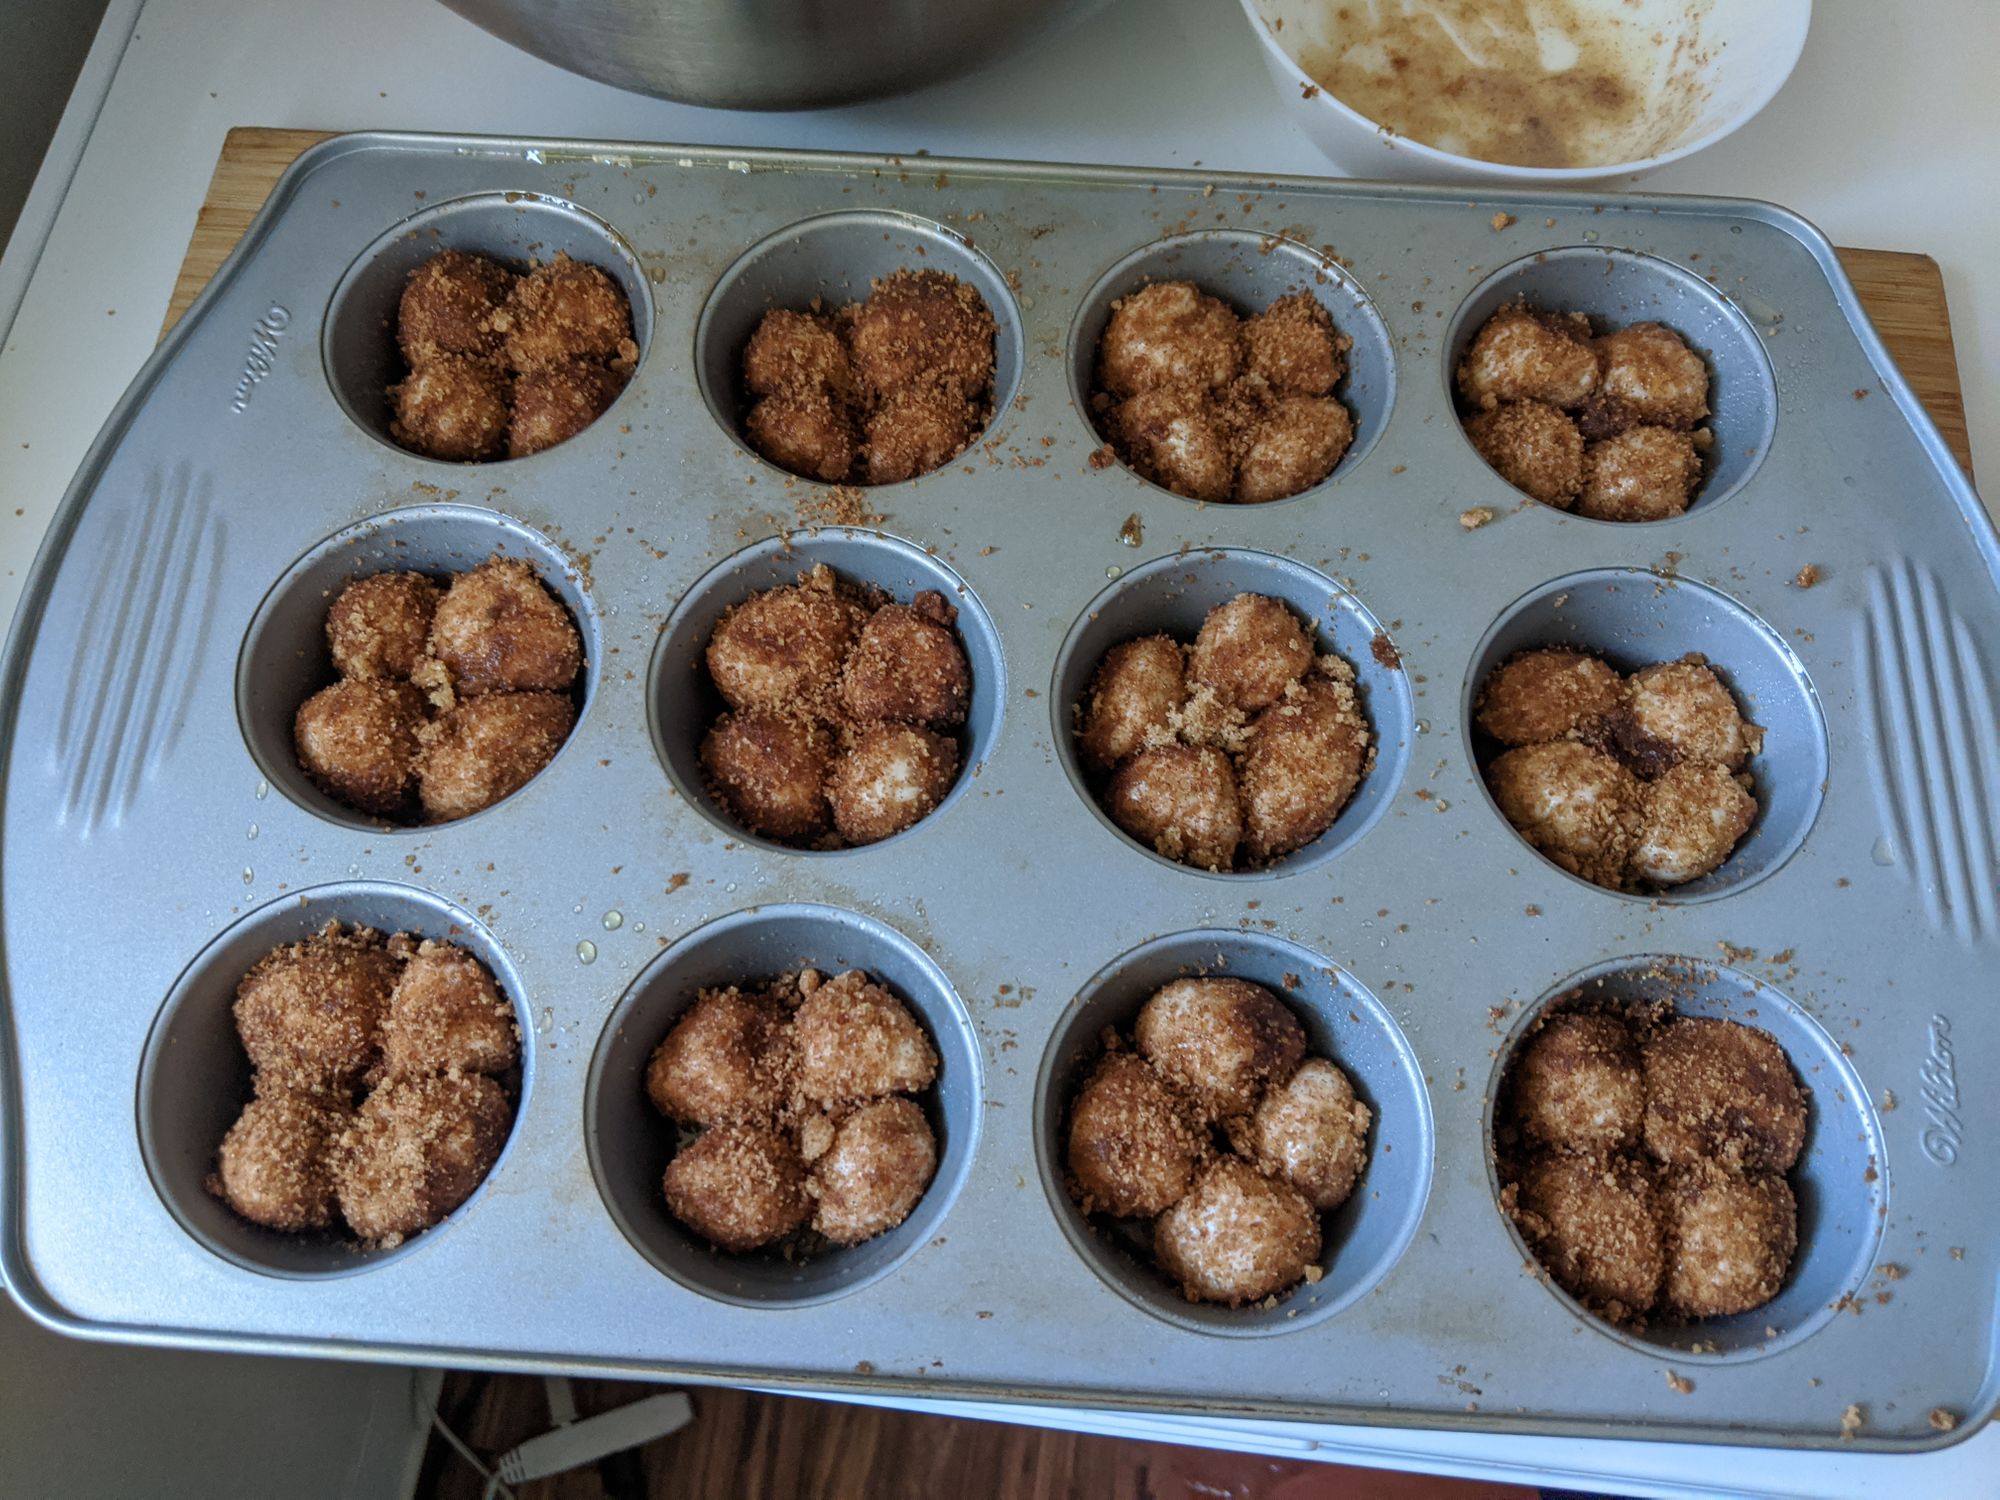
[[162, 126, 1975, 476]]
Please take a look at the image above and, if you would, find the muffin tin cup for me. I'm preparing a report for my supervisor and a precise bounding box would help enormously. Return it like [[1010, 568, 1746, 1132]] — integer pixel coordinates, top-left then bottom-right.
[[135, 882, 535, 1279], [1033, 929, 1434, 1337], [1461, 567, 1829, 901], [1485, 956, 1888, 1362], [583, 902, 982, 1307], [235, 503, 599, 833]]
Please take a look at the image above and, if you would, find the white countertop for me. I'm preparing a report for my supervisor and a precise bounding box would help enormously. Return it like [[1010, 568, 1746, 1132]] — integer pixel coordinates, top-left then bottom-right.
[[0, 0, 1993, 1492]]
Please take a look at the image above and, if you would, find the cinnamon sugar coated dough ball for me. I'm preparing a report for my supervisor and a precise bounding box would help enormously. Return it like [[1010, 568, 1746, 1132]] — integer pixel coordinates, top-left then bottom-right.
[[1515, 1151, 1664, 1316], [214, 1091, 350, 1231], [508, 361, 626, 458], [705, 568, 865, 713], [744, 310, 852, 401], [1241, 291, 1347, 397], [701, 709, 833, 844], [839, 595, 969, 726], [827, 723, 960, 845], [1099, 280, 1242, 398], [381, 940, 519, 1079], [864, 386, 977, 484], [810, 1096, 938, 1245], [428, 557, 582, 696], [1079, 635, 1185, 771], [1249, 1058, 1371, 1210], [234, 923, 398, 1093], [1239, 675, 1369, 863], [1513, 1012, 1645, 1154], [1107, 744, 1243, 871], [1661, 1168, 1797, 1317], [1457, 306, 1599, 410], [327, 572, 439, 682], [417, 690, 575, 822], [1631, 760, 1756, 886], [1110, 387, 1235, 502], [1235, 396, 1353, 503], [294, 679, 426, 817], [662, 1123, 810, 1253], [495, 254, 634, 370], [1465, 400, 1584, 507], [746, 390, 856, 483], [389, 357, 510, 462], [1488, 740, 1642, 889], [646, 987, 790, 1127], [1153, 1158, 1321, 1306], [1642, 1018, 1806, 1173], [1626, 658, 1754, 769], [1594, 323, 1710, 430], [790, 970, 938, 1107], [398, 250, 514, 363], [1576, 426, 1704, 522], [1067, 1052, 1200, 1218], [1188, 594, 1313, 713], [1475, 649, 1624, 747], [334, 1072, 511, 1243], [1136, 977, 1305, 1121], [846, 268, 996, 400]]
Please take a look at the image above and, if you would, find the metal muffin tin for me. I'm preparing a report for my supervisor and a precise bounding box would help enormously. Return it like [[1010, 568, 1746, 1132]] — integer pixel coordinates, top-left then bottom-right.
[[2, 133, 1994, 1451]]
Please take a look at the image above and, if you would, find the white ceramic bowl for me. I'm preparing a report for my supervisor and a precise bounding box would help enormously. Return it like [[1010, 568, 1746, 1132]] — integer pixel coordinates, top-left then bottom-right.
[[1239, 0, 1811, 185]]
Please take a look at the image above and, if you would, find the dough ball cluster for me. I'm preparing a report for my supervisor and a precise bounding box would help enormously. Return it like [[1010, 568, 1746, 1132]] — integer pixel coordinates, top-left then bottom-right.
[[1457, 304, 1713, 521], [646, 968, 941, 1252], [294, 556, 583, 824], [1092, 284, 1357, 504], [389, 249, 636, 462], [1502, 1001, 1806, 1324], [212, 922, 520, 1246], [1064, 978, 1372, 1307], [1475, 647, 1762, 890], [740, 269, 998, 485], [700, 565, 972, 847], [1077, 593, 1372, 870]]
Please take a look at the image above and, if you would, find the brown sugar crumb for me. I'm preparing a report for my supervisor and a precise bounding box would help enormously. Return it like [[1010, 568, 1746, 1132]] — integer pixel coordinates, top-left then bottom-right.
[[1666, 1371, 1694, 1394], [1369, 633, 1402, 670], [1490, 212, 1516, 231], [1460, 505, 1496, 530], [1118, 511, 1145, 547], [796, 485, 884, 530], [1794, 564, 1819, 589], [1880, 1262, 1904, 1280], [666, 872, 690, 892], [1088, 443, 1117, 470], [1840, 1403, 1864, 1440], [854, 1361, 876, 1375], [1880, 1090, 1897, 1112], [1930, 1407, 1959, 1432]]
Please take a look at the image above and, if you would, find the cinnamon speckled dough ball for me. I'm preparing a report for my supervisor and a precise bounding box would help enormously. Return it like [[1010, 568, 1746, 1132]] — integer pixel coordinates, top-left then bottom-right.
[[334, 1072, 511, 1244], [1239, 674, 1370, 864], [1189, 594, 1314, 714], [1475, 648, 1625, 747], [864, 386, 977, 484], [810, 1096, 938, 1245], [1512, 1012, 1645, 1155], [1593, 322, 1710, 430], [1515, 1151, 1664, 1317], [1106, 744, 1243, 871], [398, 250, 514, 363], [416, 690, 575, 822], [1457, 306, 1599, 411], [1110, 387, 1235, 502], [495, 254, 634, 371], [1136, 977, 1306, 1121], [1642, 1018, 1806, 1173], [428, 557, 582, 697], [508, 361, 626, 458], [646, 986, 791, 1128], [1630, 760, 1756, 886], [1235, 396, 1353, 503], [846, 268, 996, 401], [746, 389, 857, 483], [389, 357, 510, 462], [235, 923, 399, 1094], [705, 567, 867, 714], [1099, 281, 1241, 398], [1465, 400, 1585, 508], [791, 970, 938, 1108], [1488, 739, 1643, 889], [295, 679, 426, 817], [840, 594, 970, 726], [213, 1090, 351, 1231], [1154, 1158, 1321, 1306], [701, 709, 833, 844], [327, 572, 439, 682], [1249, 1058, 1371, 1210], [1575, 426, 1704, 522], [1625, 657, 1755, 769], [1067, 1051, 1201, 1218], [381, 940, 519, 1080], [744, 309, 853, 401], [1241, 291, 1348, 397], [1079, 634, 1186, 771], [828, 723, 960, 845], [662, 1123, 810, 1253], [1661, 1168, 1797, 1318]]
